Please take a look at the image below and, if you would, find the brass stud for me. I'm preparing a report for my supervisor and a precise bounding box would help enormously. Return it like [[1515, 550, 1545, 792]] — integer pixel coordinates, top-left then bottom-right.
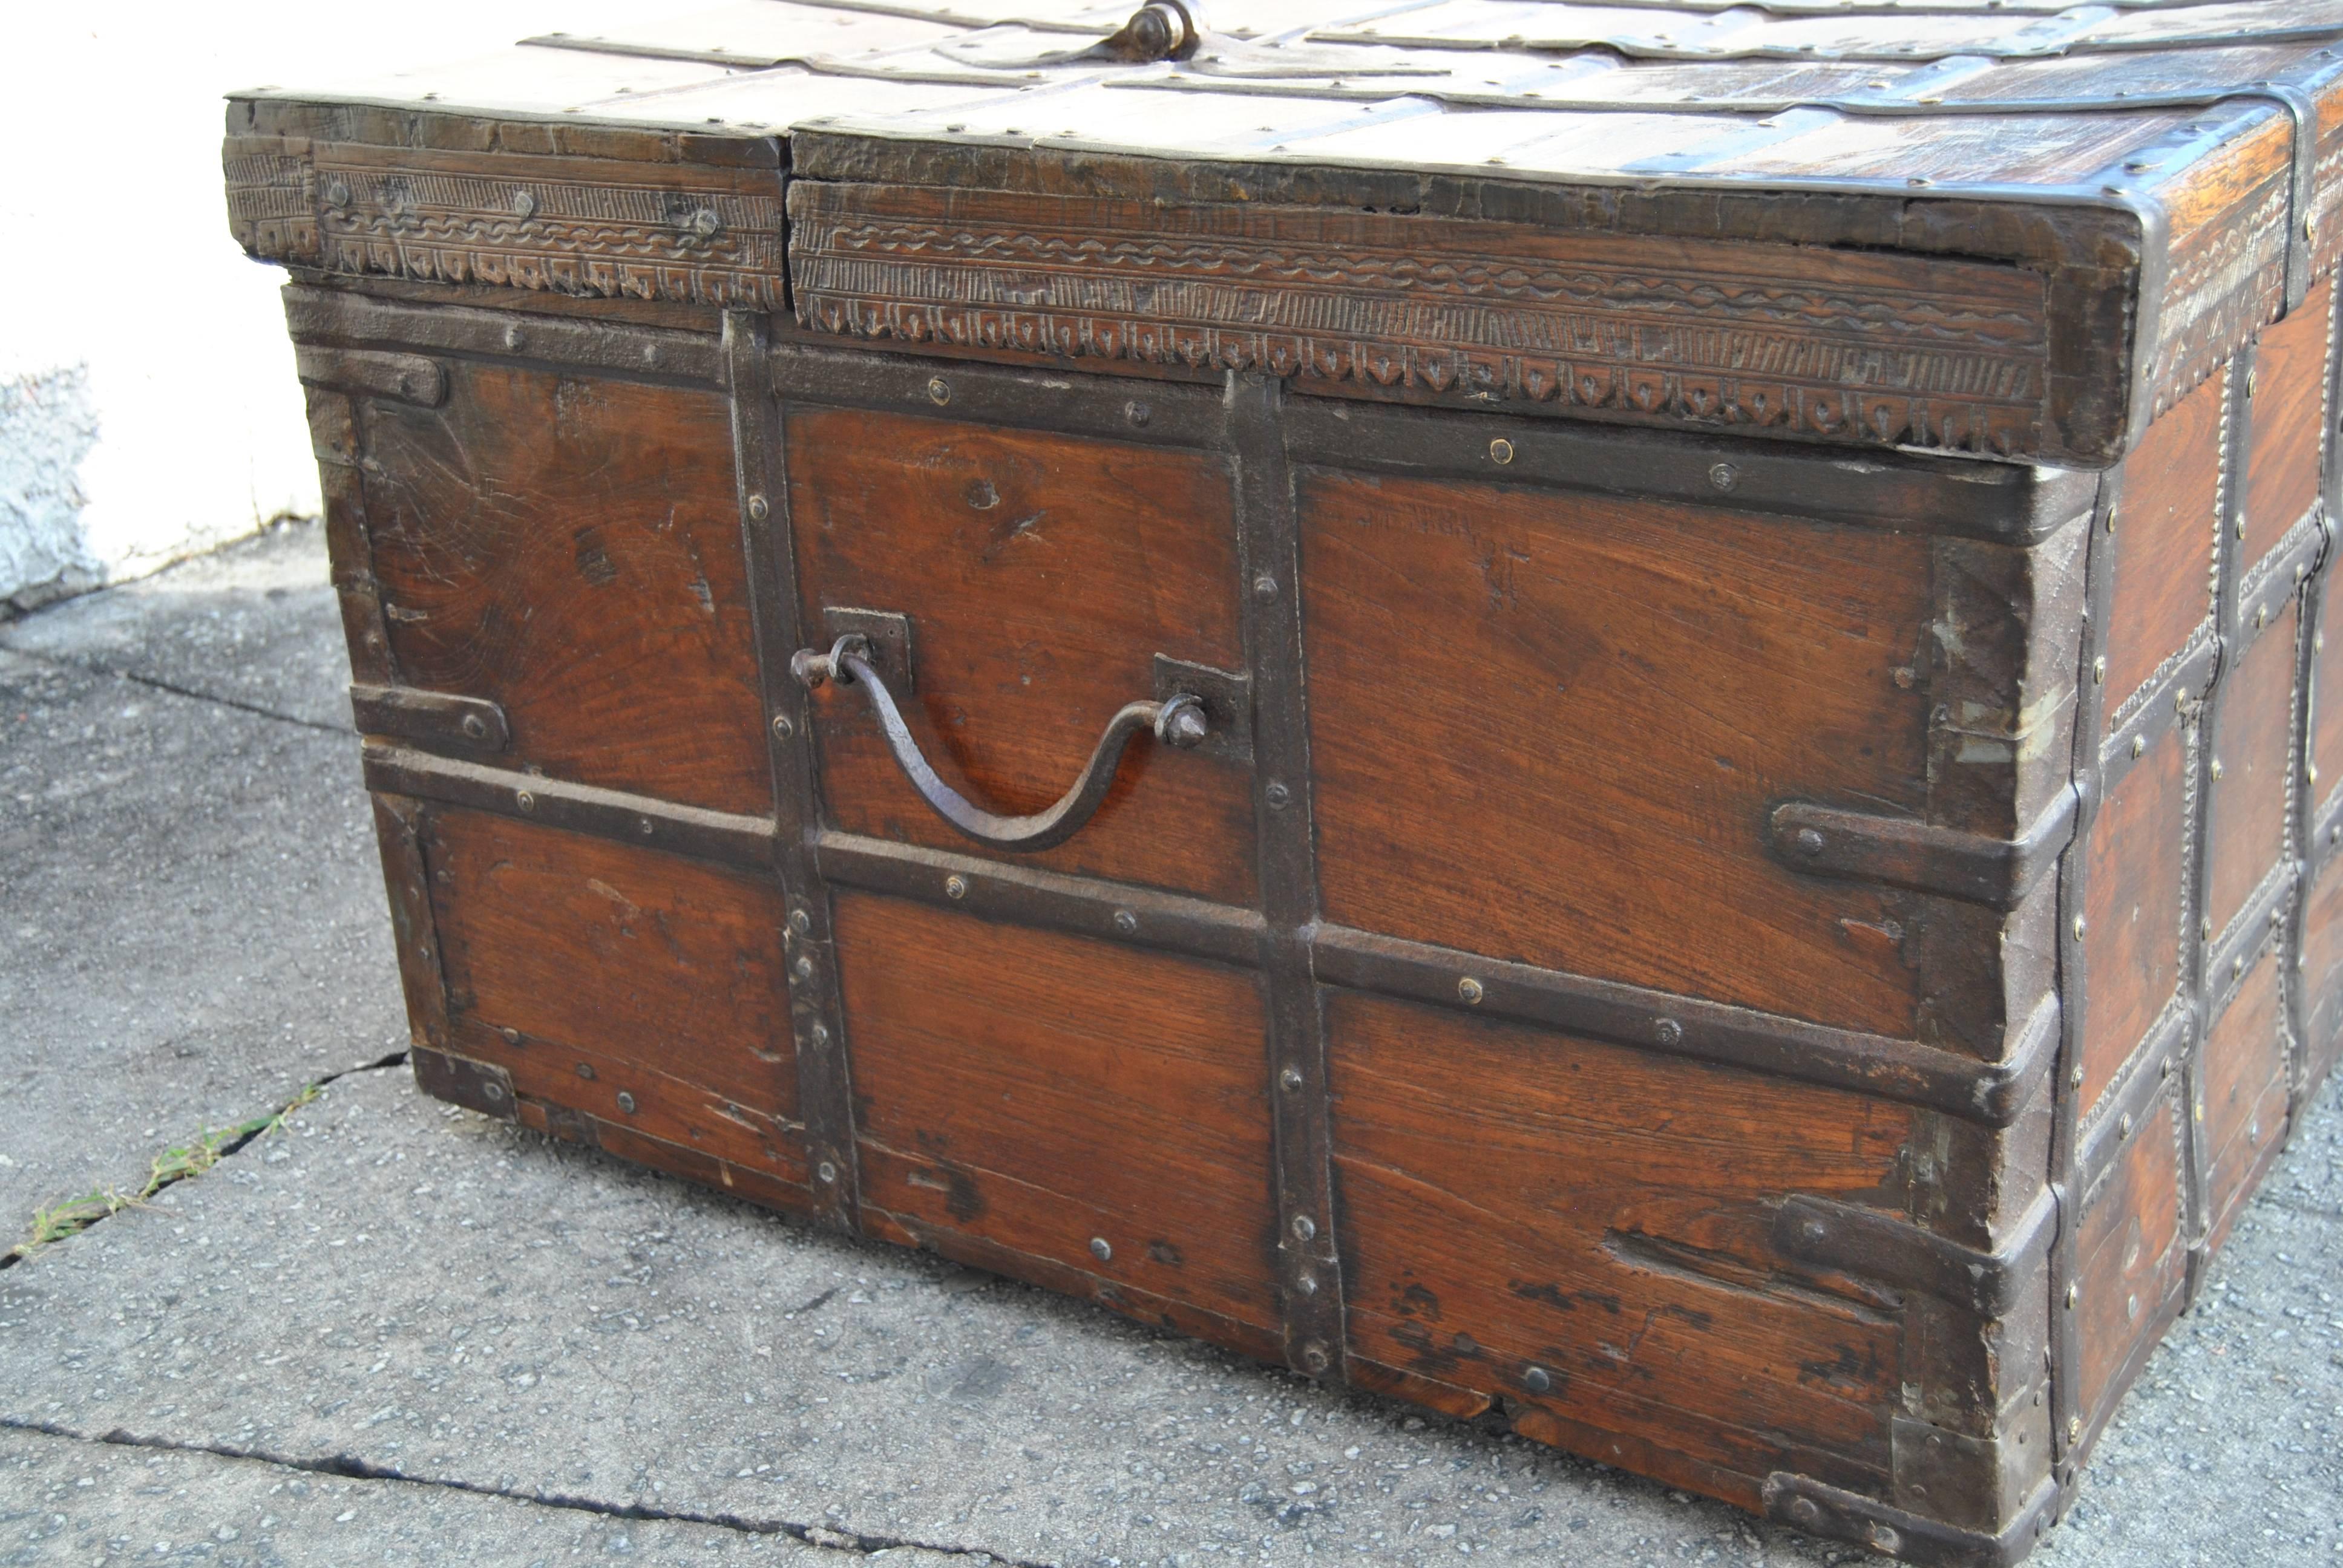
[[2073, 915, 2088, 941], [2256, 603, 2269, 629], [2071, 1063, 2086, 1088], [2106, 506, 2119, 535], [2211, 757, 2225, 780], [1489, 437, 1515, 465], [2233, 953, 2246, 978], [1279, 1065, 1305, 1092], [926, 376, 951, 406], [747, 493, 770, 522], [1113, 909, 1138, 934], [772, 713, 794, 739], [2310, 762, 2321, 785], [2119, 1112, 2133, 1138], [2069, 1416, 2083, 1443], [516, 789, 536, 813], [2132, 734, 2146, 758], [2066, 1283, 2079, 1308], [499, 1027, 521, 1045], [1458, 976, 1485, 1004], [945, 874, 968, 900], [2246, 369, 2258, 399], [2093, 655, 2106, 685]]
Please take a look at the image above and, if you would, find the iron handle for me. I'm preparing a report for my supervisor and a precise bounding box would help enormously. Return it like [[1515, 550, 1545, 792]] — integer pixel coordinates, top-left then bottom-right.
[[791, 633, 1209, 853]]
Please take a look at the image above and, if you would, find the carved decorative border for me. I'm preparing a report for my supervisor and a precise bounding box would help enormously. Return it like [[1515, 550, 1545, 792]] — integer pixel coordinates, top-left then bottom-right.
[[787, 184, 2057, 458], [225, 139, 785, 310]]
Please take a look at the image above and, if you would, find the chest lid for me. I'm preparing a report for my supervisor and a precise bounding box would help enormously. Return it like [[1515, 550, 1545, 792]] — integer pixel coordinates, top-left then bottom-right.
[[226, 0, 2343, 465]]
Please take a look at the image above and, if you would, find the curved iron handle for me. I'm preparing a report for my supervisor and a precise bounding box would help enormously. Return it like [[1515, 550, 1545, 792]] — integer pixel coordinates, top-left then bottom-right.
[[791, 634, 1208, 852]]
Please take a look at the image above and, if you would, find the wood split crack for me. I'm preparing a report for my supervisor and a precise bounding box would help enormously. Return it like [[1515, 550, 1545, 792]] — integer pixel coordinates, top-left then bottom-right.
[[0, 1416, 1058, 1567]]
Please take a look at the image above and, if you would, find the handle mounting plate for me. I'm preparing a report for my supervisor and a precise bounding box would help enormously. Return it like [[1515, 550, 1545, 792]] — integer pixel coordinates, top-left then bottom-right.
[[822, 606, 914, 694]]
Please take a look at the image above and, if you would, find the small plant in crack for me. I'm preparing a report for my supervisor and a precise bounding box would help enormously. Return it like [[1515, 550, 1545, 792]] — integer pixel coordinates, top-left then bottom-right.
[[5, 1082, 326, 1263]]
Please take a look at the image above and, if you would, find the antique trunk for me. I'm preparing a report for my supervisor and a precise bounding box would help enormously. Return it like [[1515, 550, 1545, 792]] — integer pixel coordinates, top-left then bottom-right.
[[224, 2, 2343, 1560]]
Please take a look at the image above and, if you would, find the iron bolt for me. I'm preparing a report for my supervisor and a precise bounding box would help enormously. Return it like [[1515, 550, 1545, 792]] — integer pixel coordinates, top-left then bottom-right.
[[1789, 1497, 1821, 1527], [1162, 707, 1210, 749], [2092, 656, 2106, 685], [2131, 734, 2145, 758], [1523, 1365, 1553, 1394], [637, 817, 655, 837], [575, 1063, 596, 1080], [1113, 909, 1139, 933], [1126, 400, 1152, 428], [791, 909, 813, 935], [1253, 573, 1279, 599], [2065, 1283, 2078, 1308], [505, 324, 527, 353], [1292, 1215, 1316, 1241], [2119, 1112, 2133, 1138], [2071, 1063, 2085, 1087], [818, 1160, 838, 1184], [1655, 1018, 1684, 1047], [1488, 437, 1515, 465], [1795, 828, 1825, 857], [1708, 463, 1738, 493], [2068, 1417, 2083, 1443], [1279, 1066, 1304, 1092], [1090, 1236, 1113, 1262], [2073, 915, 2088, 941], [1300, 1343, 1331, 1375], [617, 1091, 638, 1114], [927, 376, 952, 406], [461, 713, 488, 740], [945, 874, 969, 900], [1294, 1271, 1319, 1296], [500, 1027, 521, 1045], [809, 1022, 830, 1046], [2256, 603, 2269, 629], [2233, 954, 2244, 978], [516, 789, 537, 813], [772, 713, 795, 739], [1266, 782, 1291, 809], [1458, 976, 1484, 1004], [482, 1081, 505, 1102], [2210, 757, 2224, 780], [794, 955, 814, 979], [748, 494, 770, 522]]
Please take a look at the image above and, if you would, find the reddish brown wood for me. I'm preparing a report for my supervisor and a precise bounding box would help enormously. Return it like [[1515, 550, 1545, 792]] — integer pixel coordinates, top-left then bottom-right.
[[2073, 1083, 2186, 1424], [789, 406, 1257, 906], [2243, 276, 2333, 553], [1302, 470, 1934, 1037], [2202, 952, 2289, 1252], [2312, 573, 2343, 797], [362, 360, 772, 816], [2080, 728, 2188, 1114], [422, 808, 804, 1183], [833, 892, 1281, 1336], [1328, 992, 1911, 1508], [2102, 375, 2221, 719], [2206, 599, 2301, 939]]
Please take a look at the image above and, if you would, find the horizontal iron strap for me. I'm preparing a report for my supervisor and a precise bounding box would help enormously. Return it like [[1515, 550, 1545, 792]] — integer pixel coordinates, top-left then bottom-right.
[[1775, 1181, 2059, 1317], [2206, 860, 2296, 1027], [360, 744, 779, 869], [2233, 510, 2330, 659], [281, 286, 724, 387], [1311, 924, 2052, 1126], [1768, 785, 2076, 908], [1282, 399, 2096, 544], [2100, 632, 2219, 794]]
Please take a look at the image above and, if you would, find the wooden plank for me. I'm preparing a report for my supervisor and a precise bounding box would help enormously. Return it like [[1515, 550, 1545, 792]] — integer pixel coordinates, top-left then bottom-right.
[[1299, 466, 1935, 1037], [786, 403, 1257, 905], [2244, 274, 2335, 550], [2201, 949, 2290, 1252], [360, 359, 773, 816], [2206, 595, 2301, 941], [2079, 722, 2189, 1117], [2101, 372, 2223, 723], [2073, 1080, 2187, 1428]]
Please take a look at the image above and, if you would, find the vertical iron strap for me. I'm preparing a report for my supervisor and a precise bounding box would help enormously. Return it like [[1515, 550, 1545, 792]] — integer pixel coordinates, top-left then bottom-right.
[[1227, 372, 1346, 1378], [2284, 285, 2343, 1126], [726, 310, 861, 1234]]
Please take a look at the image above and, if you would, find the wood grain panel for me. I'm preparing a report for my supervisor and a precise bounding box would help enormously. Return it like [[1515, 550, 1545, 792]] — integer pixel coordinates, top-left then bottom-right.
[[1302, 470, 1934, 1036], [2202, 952, 2288, 1252], [2207, 598, 2299, 939], [2103, 374, 2221, 719], [1329, 992, 1910, 1503], [2080, 727, 2186, 1114], [2300, 861, 2343, 1099], [834, 893, 1279, 1333], [2074, 1086, 2184, 1422], [789, 407, 1256, 905], [421, 807, 801, 1181], [362, 362, 770, 815], [2243, 276, 2332, 555]]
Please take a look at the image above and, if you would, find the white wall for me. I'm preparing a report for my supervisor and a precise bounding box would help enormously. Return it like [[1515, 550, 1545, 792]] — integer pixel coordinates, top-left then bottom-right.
[[0, 1, 642, 610]]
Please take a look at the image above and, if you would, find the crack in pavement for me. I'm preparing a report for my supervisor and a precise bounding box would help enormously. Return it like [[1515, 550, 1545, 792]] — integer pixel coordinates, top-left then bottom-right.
[[0, 1417, 1052, 1567], [0, 1051, 412, 1273], [0, 643, 350, 736]]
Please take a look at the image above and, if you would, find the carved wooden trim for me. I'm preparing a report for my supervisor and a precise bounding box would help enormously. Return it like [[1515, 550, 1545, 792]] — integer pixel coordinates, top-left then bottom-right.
[[787, 182, 2060, 459], [227, 139, 785, 310]]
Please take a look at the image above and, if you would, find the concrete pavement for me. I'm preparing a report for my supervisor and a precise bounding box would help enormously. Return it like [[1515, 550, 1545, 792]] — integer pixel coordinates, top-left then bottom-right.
[[0, 523, 2336, 1566]]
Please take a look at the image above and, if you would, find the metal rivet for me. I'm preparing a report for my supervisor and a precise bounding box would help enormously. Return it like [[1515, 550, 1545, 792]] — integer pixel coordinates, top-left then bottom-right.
[[2233, 954, 2245, 978], [1266, 782, 1291, 809], [1300, 1343, 1331, 1374], [818, 1160, 837, 1184], [513, 189, 538, 220], [791, 909, 813, 935], [2210, 757, 2224, 780], [460, 713, 488, 740], [1295, 1272, 1319, 1296], [2071, 1063, 2085, 1087], [325, 178, 351, 208], [794, 955, 814, 979], [1253, 573, 1279, 599], [2092, 655, 2106, 685], [500, 1026, 521, 1045], [1523, 1365, 1553, 1394], [2203, 913, 2214, 939], [1113, 909, 1138, 934], [616, 1091, 638, 1114], [926, 376, 951, 406], [1089, 1236, 1112, 1263], [516, 789, 536, 813], [1708, 463, 1738, 492], [945, 874, 968, 900], [809, 1022, 830, 1046], [2132, 734, 2147, 758], [1458, 976, 1484, 1005], [747, 493, 770, 523], [1488, 437, 1515, 465], [2160, 1055, 2174, 1078], [575, 1062, 596, 1080], [2065, 1283, 2079, 1308], [1279, 1065, 1305, 1092], [2246, 370, 2258, 399], [638, 817, 655, 837], [1125, 400, 1152, 428], [2073, 915, 2088, 940], [2238, 517, 2248, 541], [2068, 1416, 2083, 1443], [504, 324, 527, 353], [2106, 506, 2118, 535], [2310, 763, 2321, 785], [1789, 1497, 1821, 1527], [772, 713, 794, 739], [2256, 603, 2269, 629], [482, 1081, 505, 1102], [2195, 1100, 2205, 1122], [1795, 828, 1825, 857], [1655, 1017, 1684, 1046], [2119, 1112, 2133, 1138], [1292, 1214, 1316, 1241]]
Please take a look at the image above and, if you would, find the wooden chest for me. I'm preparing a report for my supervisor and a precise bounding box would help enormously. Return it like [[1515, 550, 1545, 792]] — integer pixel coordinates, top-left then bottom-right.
[[223, 4, 2343, 1560]]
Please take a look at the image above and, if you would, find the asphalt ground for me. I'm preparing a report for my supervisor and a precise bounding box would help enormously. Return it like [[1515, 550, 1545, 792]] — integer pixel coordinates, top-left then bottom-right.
[[1, 523, 2336, 1566]]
